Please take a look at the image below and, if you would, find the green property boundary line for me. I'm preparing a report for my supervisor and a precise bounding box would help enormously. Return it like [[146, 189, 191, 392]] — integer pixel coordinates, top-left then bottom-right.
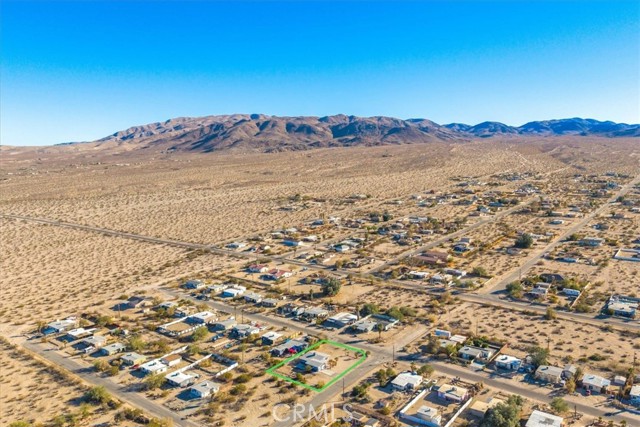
[[265, 339, 367, 392]]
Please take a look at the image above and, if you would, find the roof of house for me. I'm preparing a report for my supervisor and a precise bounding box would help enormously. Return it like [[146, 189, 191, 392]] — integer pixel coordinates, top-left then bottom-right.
[[535, 365, 564, 377], [121, 352, 146, 363], [525, 410, 563, 427], [391, 372, 423, 388], [166, 371, 194, 384], [438, 383, 469, 399], [495, 354, 521, 364], [581, 373, 611, 388], [191, 380, 220, 394]]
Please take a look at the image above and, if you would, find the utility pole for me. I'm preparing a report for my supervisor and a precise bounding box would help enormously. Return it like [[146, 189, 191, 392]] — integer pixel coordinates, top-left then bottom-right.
[[342, 377, 345, 398], [393, 345, 395, 363]]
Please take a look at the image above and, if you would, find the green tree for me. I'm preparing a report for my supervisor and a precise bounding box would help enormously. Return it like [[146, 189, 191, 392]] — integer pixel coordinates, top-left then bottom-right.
[[127, 335, 146, 351], [145, 373, 166, 390], [544, 307, 557, 320], [84, 386, 111, 405], [191, 327, 208, 342], [322, 278, 341, 296], [506, 282, 524, 298], [9, 421, 31, 427], [565, 377, 576, 394], [480, 395, 524, 427], [515, 233, 534, 249], [528, 346, 550, 368], [360, 303, 379, 317], [550, 397, 569, 414]]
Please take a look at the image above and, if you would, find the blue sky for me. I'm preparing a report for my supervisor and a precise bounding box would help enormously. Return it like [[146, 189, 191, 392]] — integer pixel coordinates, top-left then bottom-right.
[[2, 1, 639, 146]]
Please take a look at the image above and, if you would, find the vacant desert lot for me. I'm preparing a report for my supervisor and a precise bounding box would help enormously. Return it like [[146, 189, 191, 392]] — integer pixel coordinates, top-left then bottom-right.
[[0, 218, 237, 334], [0, 339, 88, 427]]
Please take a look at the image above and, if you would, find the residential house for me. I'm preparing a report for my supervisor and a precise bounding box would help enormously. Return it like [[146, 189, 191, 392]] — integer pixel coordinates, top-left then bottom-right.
[[209, 318, 237, 332], [325, 312, 358, 328], [121, 352, 146, 366], [436, 383, 469, 402], [140, 360, 168, 375], [390, 372, 423, 391], [190, 381, 220, 399], [300, 307, 329, 320], [230, 324, 259, 339], [458, 345, 494, 361], [244, 292, 263, 304], [248, 264, 269, 273], [562, 364, 577, 379], [183, 279, 205, 290], [74, 335, 107, 352], [413, 250, 449, 266], [187, 311, 216, 324], [581, 373, 610, 393], [353, 320, 377, 333], [161, 354, 182, 367], [221, 286, 246, 298], [525, 410, 563, 427], [271, 339, 308, 357], [261, 298, 279, 308], [261, 331, 283, 346], [414, 406, 442, 427], [99, 342, 126, 356], [579, 237, 604, 247], [126, 296, 150, 309], [495, 355, 522, 371], [166, 371, 194, 388], [295, 351, 330, 373], [262, 269, 293, 281], [469, 397, 505, 418], [43, 319, 77, 335], [535, 365, 564, 384]]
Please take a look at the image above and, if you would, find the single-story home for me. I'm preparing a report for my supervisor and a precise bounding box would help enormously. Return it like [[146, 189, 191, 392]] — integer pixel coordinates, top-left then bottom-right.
[[261, 298, 279, 308], [353, 320, 377, 333], [140, 360, 168, 375], [121, 352, 147, 366], [222, 286, 246, 298], [525, 410, 563, 427], [261, 331, 283, 346], [244, 292, 263, 304], [300, 307, 329, 320], [325, 312, 358, 328], [295, 351, 330, 372], [183, 279, 205, 290], [74, 335, 107, 352], [248, 264, 269, 273], [414, 405, 442, 427], [230, 324, 260, 338], [44, 319, 77, 335], [210, 318, 237, 331], [165, 371, 194, 388], [390, 372, 423, 391], [190, 380, 220, 399], [187, 311, 216, 324], [458, 345, 494, 361], [535, 365, 564, 384], [99, 342, 126, 356], [262, 269, 293, 281], [126, 296, 150, 309], [581, 373, 611, 393], [161, 354, 182, 367], [495, 354, 522, 371], [436, 383, 469, 402], [271, 339, 307, 357]]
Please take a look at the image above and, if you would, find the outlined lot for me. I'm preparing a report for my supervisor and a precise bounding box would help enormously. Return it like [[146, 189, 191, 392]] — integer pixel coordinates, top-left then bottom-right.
[[266, 339, 367, 392]]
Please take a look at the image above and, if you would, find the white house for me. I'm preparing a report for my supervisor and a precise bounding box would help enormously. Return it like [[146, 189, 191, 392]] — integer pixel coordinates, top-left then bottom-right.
[[165, 371, 194, 388], [495, 355, 522, 371], [190, 381, 220, 399], [525, 410, 563, 427], [391, 372, 423, 391], [140, 360, 168, 375]]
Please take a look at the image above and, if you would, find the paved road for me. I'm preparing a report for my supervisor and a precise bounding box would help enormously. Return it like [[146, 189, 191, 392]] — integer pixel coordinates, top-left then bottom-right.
[[22, 340, 200, 427]]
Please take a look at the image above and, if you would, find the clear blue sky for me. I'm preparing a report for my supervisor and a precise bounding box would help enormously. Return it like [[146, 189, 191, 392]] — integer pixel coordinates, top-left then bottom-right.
[[2, 0, 639, 146]]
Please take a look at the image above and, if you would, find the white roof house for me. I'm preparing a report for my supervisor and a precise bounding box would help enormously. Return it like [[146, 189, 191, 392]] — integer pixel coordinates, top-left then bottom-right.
[[222, 286, 246, 298], [140, 360, 168, 375], [581, 373, 611, 391], [525, 410, 563, 427], [165, 371, 195, 388], [190, 381, 220, 399], [188, 311, 216, 324], [415, 405, 442, 426], [391, 372, 423, 391]]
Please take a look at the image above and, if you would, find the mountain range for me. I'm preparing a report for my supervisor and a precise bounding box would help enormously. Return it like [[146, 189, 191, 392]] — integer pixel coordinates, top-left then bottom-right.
[[64, 115, 640, 153]]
